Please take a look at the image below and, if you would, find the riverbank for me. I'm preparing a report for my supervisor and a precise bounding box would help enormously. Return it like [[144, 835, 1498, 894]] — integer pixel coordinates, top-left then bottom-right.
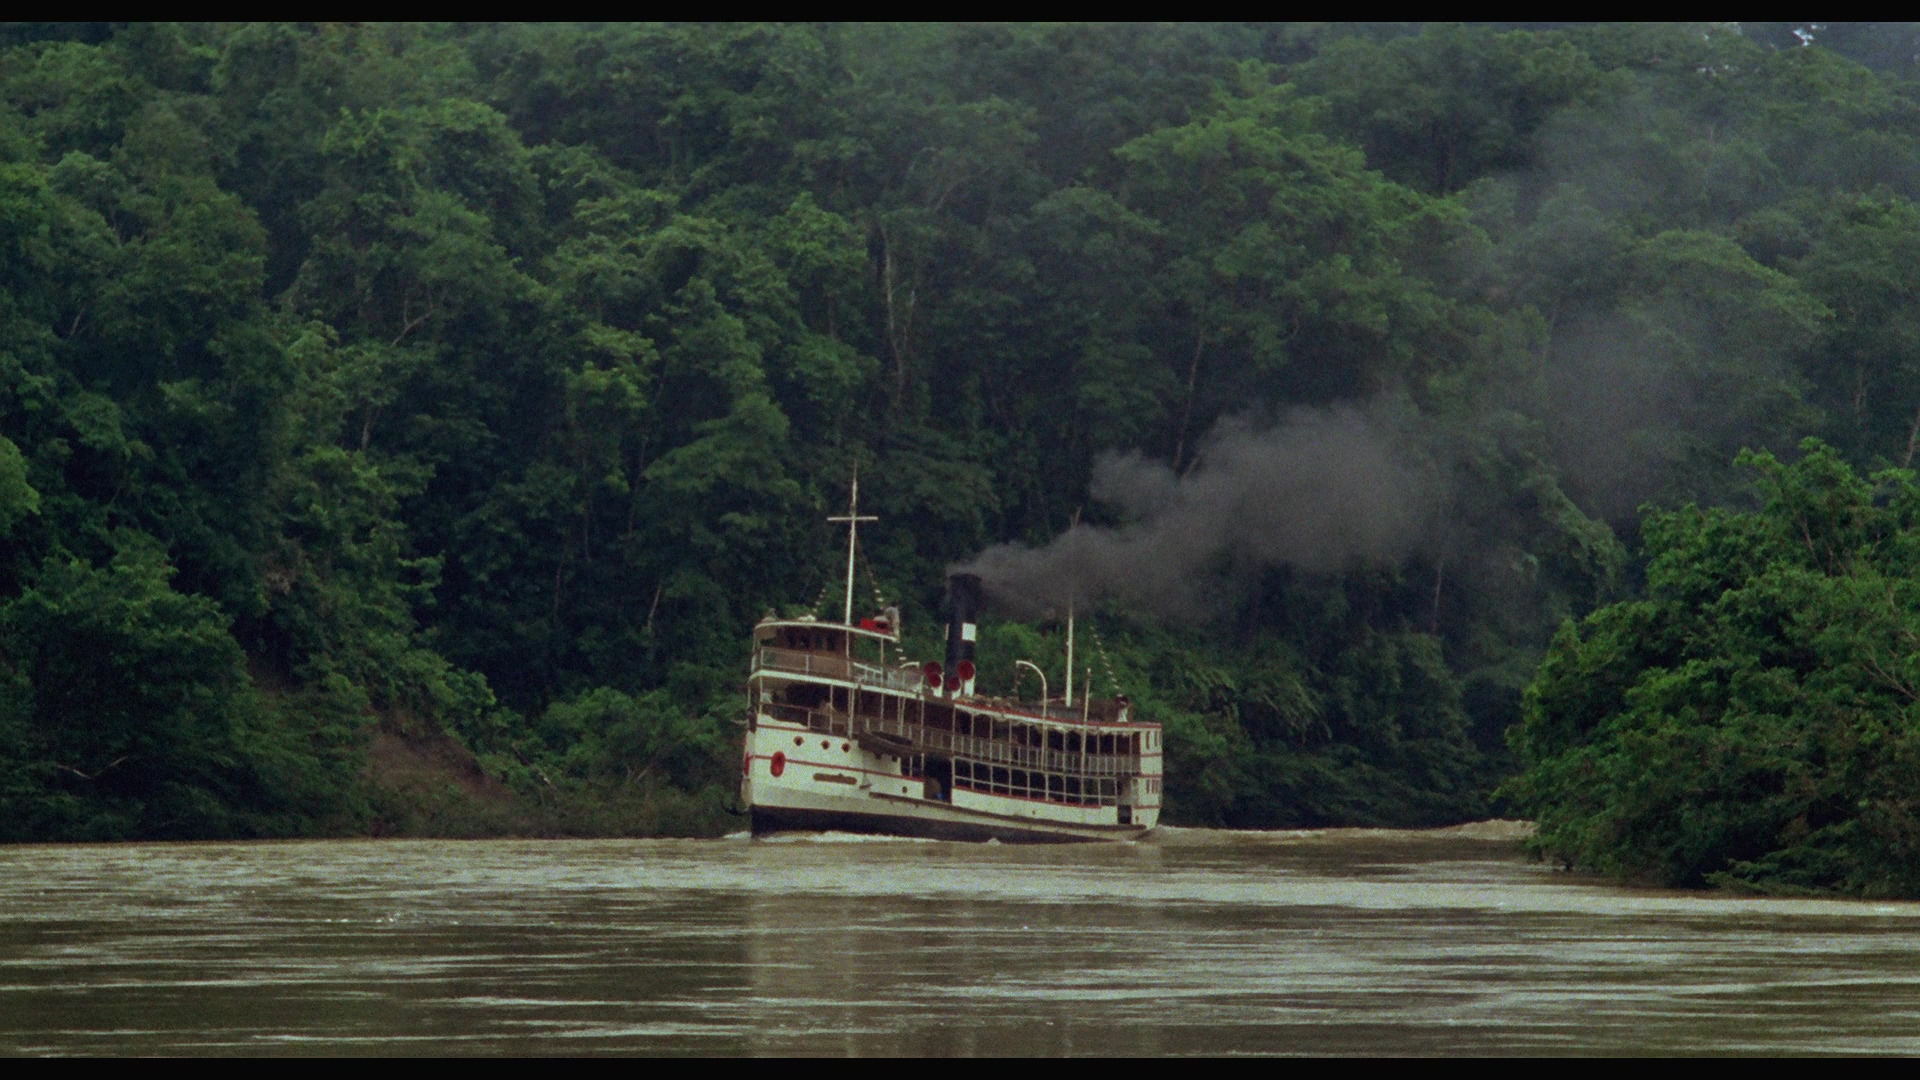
[[359, 716, 736, 839]]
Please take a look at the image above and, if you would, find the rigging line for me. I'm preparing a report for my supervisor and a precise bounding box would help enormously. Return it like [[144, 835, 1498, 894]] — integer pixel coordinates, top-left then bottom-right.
[[857, 547, 887, 610], [790, 560, 828, 614], [1088, 619, 1122, 698]]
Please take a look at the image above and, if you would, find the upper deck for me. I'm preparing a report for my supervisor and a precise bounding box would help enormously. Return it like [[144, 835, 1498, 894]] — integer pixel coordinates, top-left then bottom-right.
[[750, 494, 1148, 736], [750, 620, 1144, 731], [755, 615, 899, 648], [752, 642, 924, 694]]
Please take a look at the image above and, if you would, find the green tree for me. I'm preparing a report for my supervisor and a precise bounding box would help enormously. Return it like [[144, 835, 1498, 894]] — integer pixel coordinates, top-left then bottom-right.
[[1793, 194, 1920, 468], [1296, 23, 1602, 193], [1508, 441, 1920, 895], [1114, 63, 1471, 465], [0, 541, 273, 839]]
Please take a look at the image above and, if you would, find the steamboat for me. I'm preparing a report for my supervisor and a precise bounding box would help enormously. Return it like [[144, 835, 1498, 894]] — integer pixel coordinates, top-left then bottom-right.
[[741, 481, 1162, 841]]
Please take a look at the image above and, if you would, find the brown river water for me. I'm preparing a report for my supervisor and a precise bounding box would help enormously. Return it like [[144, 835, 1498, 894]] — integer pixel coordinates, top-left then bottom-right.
[[3, 823, 1920, 1055]]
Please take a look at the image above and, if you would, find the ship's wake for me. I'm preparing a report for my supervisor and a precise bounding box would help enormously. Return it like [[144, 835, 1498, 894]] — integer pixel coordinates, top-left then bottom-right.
[[1150, 819, 1534, 846], [754, 830, 946, 844]]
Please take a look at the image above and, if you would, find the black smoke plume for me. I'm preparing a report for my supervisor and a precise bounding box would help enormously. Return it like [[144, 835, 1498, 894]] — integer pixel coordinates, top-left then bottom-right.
[[956, 405, 1438, 619]]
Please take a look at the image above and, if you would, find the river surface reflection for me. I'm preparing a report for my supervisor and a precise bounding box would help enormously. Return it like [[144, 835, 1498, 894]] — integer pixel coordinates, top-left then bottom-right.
[[3, 824, 1920, 1055]]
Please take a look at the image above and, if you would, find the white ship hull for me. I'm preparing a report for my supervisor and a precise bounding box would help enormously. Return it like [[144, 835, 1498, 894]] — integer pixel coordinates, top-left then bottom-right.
[[743, 711, 1161, 843], [741, 703, 1159, 845]]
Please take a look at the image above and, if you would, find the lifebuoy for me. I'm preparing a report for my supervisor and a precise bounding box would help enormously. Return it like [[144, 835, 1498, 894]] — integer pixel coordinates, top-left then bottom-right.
[[770, 751, 786, 778]]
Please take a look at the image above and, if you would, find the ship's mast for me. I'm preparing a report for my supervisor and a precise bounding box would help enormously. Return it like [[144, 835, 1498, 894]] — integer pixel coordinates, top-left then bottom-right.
[[827, 470, 877, 626]]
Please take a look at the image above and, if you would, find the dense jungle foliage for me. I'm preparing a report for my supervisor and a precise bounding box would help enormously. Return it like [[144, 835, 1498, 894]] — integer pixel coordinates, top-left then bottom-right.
[[4, 24, 1920, 883], [1507, 443, 1920, 895]]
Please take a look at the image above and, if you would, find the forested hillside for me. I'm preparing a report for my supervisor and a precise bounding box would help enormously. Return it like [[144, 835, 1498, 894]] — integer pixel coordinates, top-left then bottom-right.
[[3, 22, 1917, 842]]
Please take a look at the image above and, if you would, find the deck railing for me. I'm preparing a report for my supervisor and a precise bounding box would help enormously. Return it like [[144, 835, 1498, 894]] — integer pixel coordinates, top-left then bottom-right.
[[752, 647, 925, 693], [752, 648, 1136, 724], [756, 704, 1136, 776], [857, 712, 1136, 778], [759, 702, 853, 736]]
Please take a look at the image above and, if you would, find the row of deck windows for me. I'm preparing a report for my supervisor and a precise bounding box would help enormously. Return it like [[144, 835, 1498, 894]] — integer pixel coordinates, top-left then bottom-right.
[[951, 713, 1141, 757], [764, 682, 1158, 758], [952, 761, 1125, 807]]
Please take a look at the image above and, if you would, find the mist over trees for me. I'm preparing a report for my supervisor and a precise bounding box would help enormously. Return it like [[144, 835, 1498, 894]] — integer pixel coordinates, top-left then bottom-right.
[[2, 22, 1918, 863]]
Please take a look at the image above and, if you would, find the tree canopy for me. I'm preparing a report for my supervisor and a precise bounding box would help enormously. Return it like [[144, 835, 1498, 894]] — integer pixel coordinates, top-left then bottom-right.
[[3, 22, 1920, 861]]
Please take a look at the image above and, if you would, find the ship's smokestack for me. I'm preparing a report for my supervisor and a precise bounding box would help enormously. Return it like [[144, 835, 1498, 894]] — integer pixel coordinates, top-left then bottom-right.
[[945, 573, 982, 697]]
